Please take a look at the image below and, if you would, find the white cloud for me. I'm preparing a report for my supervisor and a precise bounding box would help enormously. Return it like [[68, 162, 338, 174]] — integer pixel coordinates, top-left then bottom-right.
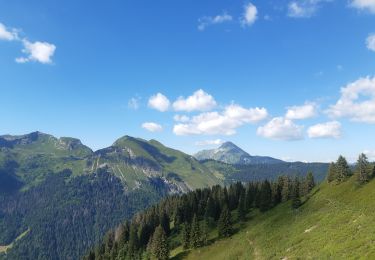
[[141, 122, 163, 132], [241, 3, 258, 26], [288, 0, 331, 18], [173, 104, 268, 136], [198, 12, 233, 31], [148, 93, 170, 112], [173, 89, 217, 112], [257, 117, 304, 141], [174, 114, 190, 122], [366, 34, 375, 51], [350, 0, 375, 13], [16, 40, 56, 64], [0, 22, 56, 64], [0, 23, 18, 41], [128, 97, 140, 110], [195, 139, 224, 146], [285, 102, 317, 120], [307, 121, 341, 139], [327, 76, 375, 123]]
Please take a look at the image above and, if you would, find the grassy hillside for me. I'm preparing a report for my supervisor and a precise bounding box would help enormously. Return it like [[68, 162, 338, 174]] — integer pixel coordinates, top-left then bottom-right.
[[175, 176, 375, 259]]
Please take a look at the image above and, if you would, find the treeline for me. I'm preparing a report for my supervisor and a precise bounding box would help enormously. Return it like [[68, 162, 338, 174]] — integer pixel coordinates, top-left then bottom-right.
[[327, 153, 375, 184], [86, 173, 315, 260]]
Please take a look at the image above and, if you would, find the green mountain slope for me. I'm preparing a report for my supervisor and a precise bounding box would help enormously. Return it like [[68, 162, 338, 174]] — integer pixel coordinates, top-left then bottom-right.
[[91, 135, 222, 192], [178, 176, 375, 259], [0, 132, 222, 259]]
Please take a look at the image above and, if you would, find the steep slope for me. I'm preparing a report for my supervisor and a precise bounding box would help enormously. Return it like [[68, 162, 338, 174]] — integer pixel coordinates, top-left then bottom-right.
[[194, 142, 283, 165], [0, 132, 93, 190], [178, 176, 375, 259], [90, 136, 222, 192], [0, 132, 222, 259]]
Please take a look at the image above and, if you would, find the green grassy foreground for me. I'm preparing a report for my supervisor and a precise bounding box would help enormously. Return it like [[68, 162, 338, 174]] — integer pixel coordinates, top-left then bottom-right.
[[172, 176, 375, 259]]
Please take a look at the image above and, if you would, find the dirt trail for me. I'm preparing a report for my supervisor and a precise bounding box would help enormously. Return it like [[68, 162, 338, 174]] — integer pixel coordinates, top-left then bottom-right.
[[246, 233, 262, 260]]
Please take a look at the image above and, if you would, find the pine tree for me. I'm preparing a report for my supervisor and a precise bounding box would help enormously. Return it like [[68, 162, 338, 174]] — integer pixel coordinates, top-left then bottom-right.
[[181, 222, 191, 249], [259, 180, 273, 212], [218, 205, 232, 238], [336, 155, 351, 182], [303, 172, 315, 195], [356, 153, 370, 184], [160, 211, 170, 236], [128, 223, 139, 258], [237, 193, 246, 221], [190, 214, 202, 248], [150, 225, 169, 260], [245, 183, 255, 210], [204, 196, 215, 222], [327, 162, 337, 183], [291, 177, 301, 209], [281, 176, 290, 202], [201, 219, 209, 246], [115, 221, 130, 248]]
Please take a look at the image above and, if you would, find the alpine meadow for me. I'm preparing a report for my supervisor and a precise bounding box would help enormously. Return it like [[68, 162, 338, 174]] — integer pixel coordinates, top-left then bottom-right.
[[1, 0, 375, 259]]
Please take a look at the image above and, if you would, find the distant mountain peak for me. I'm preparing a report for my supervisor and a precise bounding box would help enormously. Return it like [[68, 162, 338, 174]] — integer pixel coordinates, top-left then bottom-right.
[[194, 141, 283, 165]]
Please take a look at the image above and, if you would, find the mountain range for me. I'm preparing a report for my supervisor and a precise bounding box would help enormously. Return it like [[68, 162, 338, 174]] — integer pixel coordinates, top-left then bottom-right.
[[0, 132, 329, 259]]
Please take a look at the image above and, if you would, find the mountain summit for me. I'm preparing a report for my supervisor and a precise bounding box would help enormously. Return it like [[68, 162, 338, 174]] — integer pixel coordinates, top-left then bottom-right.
[[194, 141, 283, 165]]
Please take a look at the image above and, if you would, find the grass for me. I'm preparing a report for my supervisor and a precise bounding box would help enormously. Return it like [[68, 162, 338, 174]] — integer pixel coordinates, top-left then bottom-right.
[[172, 176, 375, 259], [0, 228, 30, 254]]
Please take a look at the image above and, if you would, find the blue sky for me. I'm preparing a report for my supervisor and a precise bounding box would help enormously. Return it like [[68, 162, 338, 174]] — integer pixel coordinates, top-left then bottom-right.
[[1, 0, 375, 162]]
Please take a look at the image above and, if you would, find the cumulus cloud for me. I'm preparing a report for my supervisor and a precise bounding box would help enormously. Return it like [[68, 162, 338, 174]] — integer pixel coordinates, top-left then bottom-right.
[[0, 22, 56, 64], [173, 89, 217, 112], [195, 139, 225, 146], [366, 34, 375, 51], [350, 0, 375, 13], [0, 23, 18, 41], [173, 114, 190, 122], [288, 0, 331, 18], [285, 102, 317, 120], [307, 121, 341, 139], [173, 104, 268, 136], [198, 12, 233, 31], [141, 122, 163, 132], [16, 40, 56, 64], [257, 117, 304, 141], [326, 76, 375, 123], [241, 3, 258, 26], [148, 93, 170, 112]]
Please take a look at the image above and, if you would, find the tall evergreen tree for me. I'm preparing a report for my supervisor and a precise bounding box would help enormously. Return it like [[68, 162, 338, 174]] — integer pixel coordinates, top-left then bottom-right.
[[204, 196, 216, 222], [218, 205, 232, 238], [356, 153, 370, 184], [259, 180, 273, 212], [181, 222, 191, 250], [160, 211, 170, 236], [281, 176, 291, 202], [245, 183, 255, 210], [190, 214, 202, 248], [303, 172, 315, 195], [128, 223, 139, 258], [237, 193, 246, 221], [336, 155, 351, 182], [327, 162, 337, 183], [201, 219, 209, 246], [291, 177, 301, 209], [150, 225, 169, 260]]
